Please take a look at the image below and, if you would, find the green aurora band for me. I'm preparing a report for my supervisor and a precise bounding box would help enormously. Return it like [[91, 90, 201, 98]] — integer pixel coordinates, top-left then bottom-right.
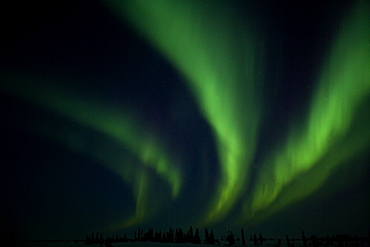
[[0, 74, 182, 228], [109, 0, 263, 224], [1, 0, 369, 231], [243, 2, 370, 224], [109, 0, 369, 226]]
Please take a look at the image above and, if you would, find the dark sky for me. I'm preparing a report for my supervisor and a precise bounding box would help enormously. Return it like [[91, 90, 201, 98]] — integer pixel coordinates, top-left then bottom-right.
[[1, 0, 369, 241]]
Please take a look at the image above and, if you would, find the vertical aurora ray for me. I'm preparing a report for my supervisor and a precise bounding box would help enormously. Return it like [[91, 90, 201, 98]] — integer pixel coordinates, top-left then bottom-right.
[[245, 2, 370, 222], [0, 74, 182, 227], [108, 0, 263, 223]]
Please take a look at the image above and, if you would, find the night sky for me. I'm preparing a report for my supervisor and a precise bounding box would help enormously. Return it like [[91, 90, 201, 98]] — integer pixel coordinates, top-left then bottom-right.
[[1, 0, 369, 241]]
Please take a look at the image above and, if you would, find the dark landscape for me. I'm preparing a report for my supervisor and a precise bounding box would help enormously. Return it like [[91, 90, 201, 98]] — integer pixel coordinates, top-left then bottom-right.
[[10, 228, 370, 247], [1, 0, 369, 245]]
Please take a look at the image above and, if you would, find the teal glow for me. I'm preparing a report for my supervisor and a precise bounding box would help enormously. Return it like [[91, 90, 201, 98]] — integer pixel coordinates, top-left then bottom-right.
[[242, 2, 370, 223], [109, 0, 263, 224], [0, 74, 182, 227]]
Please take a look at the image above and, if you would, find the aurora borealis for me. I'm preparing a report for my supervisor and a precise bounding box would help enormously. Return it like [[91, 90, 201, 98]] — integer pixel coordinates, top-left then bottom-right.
[[109, 0, 263, 225], [1, 0, 369, 241]]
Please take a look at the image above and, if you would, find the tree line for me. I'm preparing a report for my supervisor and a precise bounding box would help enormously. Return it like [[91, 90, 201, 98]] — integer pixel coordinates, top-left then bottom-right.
[[85, 226, 221, 246], [85, 228, 370, 247]]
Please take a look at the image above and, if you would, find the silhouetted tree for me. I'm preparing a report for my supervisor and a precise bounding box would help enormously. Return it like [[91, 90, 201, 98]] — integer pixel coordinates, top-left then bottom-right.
[[85, 235, 92, 245], [175, 228, 179, 243], [311, 234, 319, 247], [161, 232, 167, 243], [210, 230, 215, 245], [137, 227, 142, 241], [105, 237, 113, 247], [205, 228, 210, 244], [241, 228, 246, 246], [254, 234, 259, 246], [167, 227, 174, 243], [259, 233, 264, 246], [143, 227, 154, 242], [189, 226, 194, 240], [155, 230, 162, 242], [175, 228, 184, 243], [203, 228, 215, 245], [286, 235, 290, 247], [193, 228, 201, 244], [227, 231, 235, 246], [184, 226, 194, 243], [302, 230, 308, 247]]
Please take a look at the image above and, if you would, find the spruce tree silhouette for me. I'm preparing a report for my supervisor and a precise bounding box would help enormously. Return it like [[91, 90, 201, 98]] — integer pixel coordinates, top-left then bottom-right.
[[227, 231, 235, 246], [302, 230, 308, 247], [154, 230, 161, 242], [241, 228, 246, 246], [185, 226, 194, 243], [175, 228, 184, 243], [189, 226, 194, 239], [254, 234, 259, 247], [175, 228, 179, 243], [210, 230, 215, 245], [194, 228, 201, 244], [259, 233, 264, 246], [168, 227, 174, 243], [85, 235, 91, 245], [205, 228, 210, 244], [105, 236, 113, 247], [311, 234, 319, 247], [143, 227, 154, 242], [137, 227, 142, 241], [161, 232, 167, 243], [286, 235, 291, 247]]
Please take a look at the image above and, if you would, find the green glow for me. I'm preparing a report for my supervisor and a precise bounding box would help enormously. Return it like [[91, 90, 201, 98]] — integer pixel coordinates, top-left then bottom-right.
[[109, 0, 262, 223], [3, 0, 367, 230], [0, 74, 182, 227], [42, 114, 168, 228], [245, 2, 370, 221]]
